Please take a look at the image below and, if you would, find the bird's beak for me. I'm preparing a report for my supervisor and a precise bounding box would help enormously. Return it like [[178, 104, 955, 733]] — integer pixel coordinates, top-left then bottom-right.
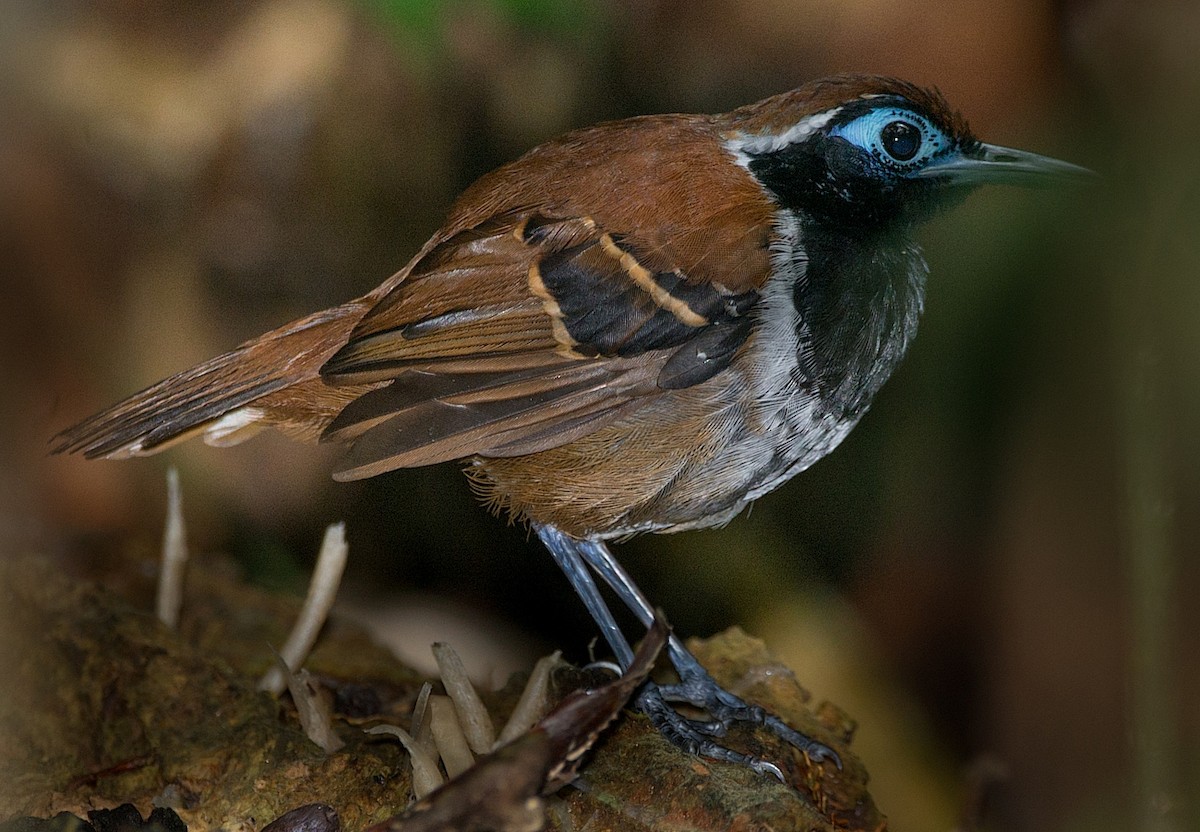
[[914, 142, 1096, 187]]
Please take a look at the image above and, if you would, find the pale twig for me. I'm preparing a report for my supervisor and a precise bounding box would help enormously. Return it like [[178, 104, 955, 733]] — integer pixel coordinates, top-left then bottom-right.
[[156, 467, 188, 629], [497, 651, 562, 746], [428, 695, 474, 778], [366, 725, 443, 798], [411, 681, 436, 758], [259, 523, 349, 694], [432, 642, 495, 754], [283, 662, 344, 753]]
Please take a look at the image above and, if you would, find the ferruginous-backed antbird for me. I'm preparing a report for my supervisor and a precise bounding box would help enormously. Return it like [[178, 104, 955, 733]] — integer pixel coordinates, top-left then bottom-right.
[[54, 75, 1092, 778]]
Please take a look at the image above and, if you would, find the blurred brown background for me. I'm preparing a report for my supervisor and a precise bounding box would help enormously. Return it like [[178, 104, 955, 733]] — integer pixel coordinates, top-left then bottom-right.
[[2, 0, 1198, 830]]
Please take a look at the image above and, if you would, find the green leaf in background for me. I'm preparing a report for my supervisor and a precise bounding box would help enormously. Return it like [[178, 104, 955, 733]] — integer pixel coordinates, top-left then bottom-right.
[[361, 0, 597, 46]]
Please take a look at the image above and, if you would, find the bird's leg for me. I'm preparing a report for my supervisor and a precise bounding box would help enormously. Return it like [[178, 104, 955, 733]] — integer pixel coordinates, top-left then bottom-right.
[[535, 524, 635, 668], [535, 525, 785, 777], [574, 537, 841, 770], [536, 524, 838, 778]]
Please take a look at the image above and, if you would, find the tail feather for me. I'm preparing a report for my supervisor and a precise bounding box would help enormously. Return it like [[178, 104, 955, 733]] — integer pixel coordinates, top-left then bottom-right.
[[51, 302, 369, 460]]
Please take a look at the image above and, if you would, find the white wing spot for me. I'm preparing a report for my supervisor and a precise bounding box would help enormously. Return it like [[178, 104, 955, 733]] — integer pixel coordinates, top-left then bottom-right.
[[203, 407, 266, 447]]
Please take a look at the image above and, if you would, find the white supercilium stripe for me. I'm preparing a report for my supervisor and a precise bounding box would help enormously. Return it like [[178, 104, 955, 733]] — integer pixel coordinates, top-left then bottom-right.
[[723, 106, 843, 169]]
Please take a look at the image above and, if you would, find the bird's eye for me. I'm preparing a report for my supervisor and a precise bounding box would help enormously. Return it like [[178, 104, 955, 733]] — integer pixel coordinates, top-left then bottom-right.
[[880, 120, 920, 161], [830, 107, 951, 172]]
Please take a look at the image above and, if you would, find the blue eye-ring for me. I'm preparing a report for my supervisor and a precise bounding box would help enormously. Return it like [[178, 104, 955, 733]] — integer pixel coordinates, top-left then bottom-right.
[[830, 107, 951, 170]]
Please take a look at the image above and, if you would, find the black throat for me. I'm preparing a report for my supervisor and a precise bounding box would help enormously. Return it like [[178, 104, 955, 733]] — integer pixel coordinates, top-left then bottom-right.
[[784, 213, 927, 420], [744, 136, 932, 420]]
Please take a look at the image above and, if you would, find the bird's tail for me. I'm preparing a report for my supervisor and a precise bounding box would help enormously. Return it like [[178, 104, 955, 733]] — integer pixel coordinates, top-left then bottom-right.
[[51, 301, 373, 460]]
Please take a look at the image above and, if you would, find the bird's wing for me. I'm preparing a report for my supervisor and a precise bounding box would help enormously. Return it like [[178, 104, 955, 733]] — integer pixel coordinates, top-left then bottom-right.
[[52, 115, 777, 470], [320, 209, 762, 479]]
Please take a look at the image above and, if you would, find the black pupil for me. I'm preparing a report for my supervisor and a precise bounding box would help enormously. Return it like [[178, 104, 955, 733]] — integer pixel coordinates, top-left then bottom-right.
[[881, 121, 921, 161]]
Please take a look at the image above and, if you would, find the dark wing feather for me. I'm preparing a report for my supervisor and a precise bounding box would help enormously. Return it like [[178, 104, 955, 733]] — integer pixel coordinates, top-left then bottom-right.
[[318, 212, 761, 480], [333, 362, 658, 478]]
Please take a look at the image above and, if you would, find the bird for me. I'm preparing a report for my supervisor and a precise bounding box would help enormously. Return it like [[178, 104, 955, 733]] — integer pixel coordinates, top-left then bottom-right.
[[53, 74, 1092, 779]]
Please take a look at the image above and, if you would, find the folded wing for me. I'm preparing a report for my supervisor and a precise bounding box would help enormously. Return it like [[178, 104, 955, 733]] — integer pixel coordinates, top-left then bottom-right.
[[53, 209, 762, 477], [321, 212, 759, 479]]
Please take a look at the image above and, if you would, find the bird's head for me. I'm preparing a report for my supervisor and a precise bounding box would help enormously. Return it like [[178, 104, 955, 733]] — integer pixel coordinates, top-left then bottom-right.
[[723, 76, 1092, 229]]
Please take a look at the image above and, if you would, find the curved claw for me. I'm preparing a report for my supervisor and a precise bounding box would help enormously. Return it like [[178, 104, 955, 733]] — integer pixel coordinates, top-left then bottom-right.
[[761, 712, 843, 769], [750, 759, 786, 783]]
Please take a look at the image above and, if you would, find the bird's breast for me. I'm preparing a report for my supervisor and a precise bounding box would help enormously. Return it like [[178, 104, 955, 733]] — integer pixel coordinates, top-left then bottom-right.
[[696, 211, 930, 507], [472, 214, 927, 539]]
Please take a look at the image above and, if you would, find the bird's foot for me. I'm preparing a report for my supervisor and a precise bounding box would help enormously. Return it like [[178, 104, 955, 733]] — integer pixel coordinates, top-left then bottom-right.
[[635, 682, 789, 780], [637, 649, 841, 777]]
